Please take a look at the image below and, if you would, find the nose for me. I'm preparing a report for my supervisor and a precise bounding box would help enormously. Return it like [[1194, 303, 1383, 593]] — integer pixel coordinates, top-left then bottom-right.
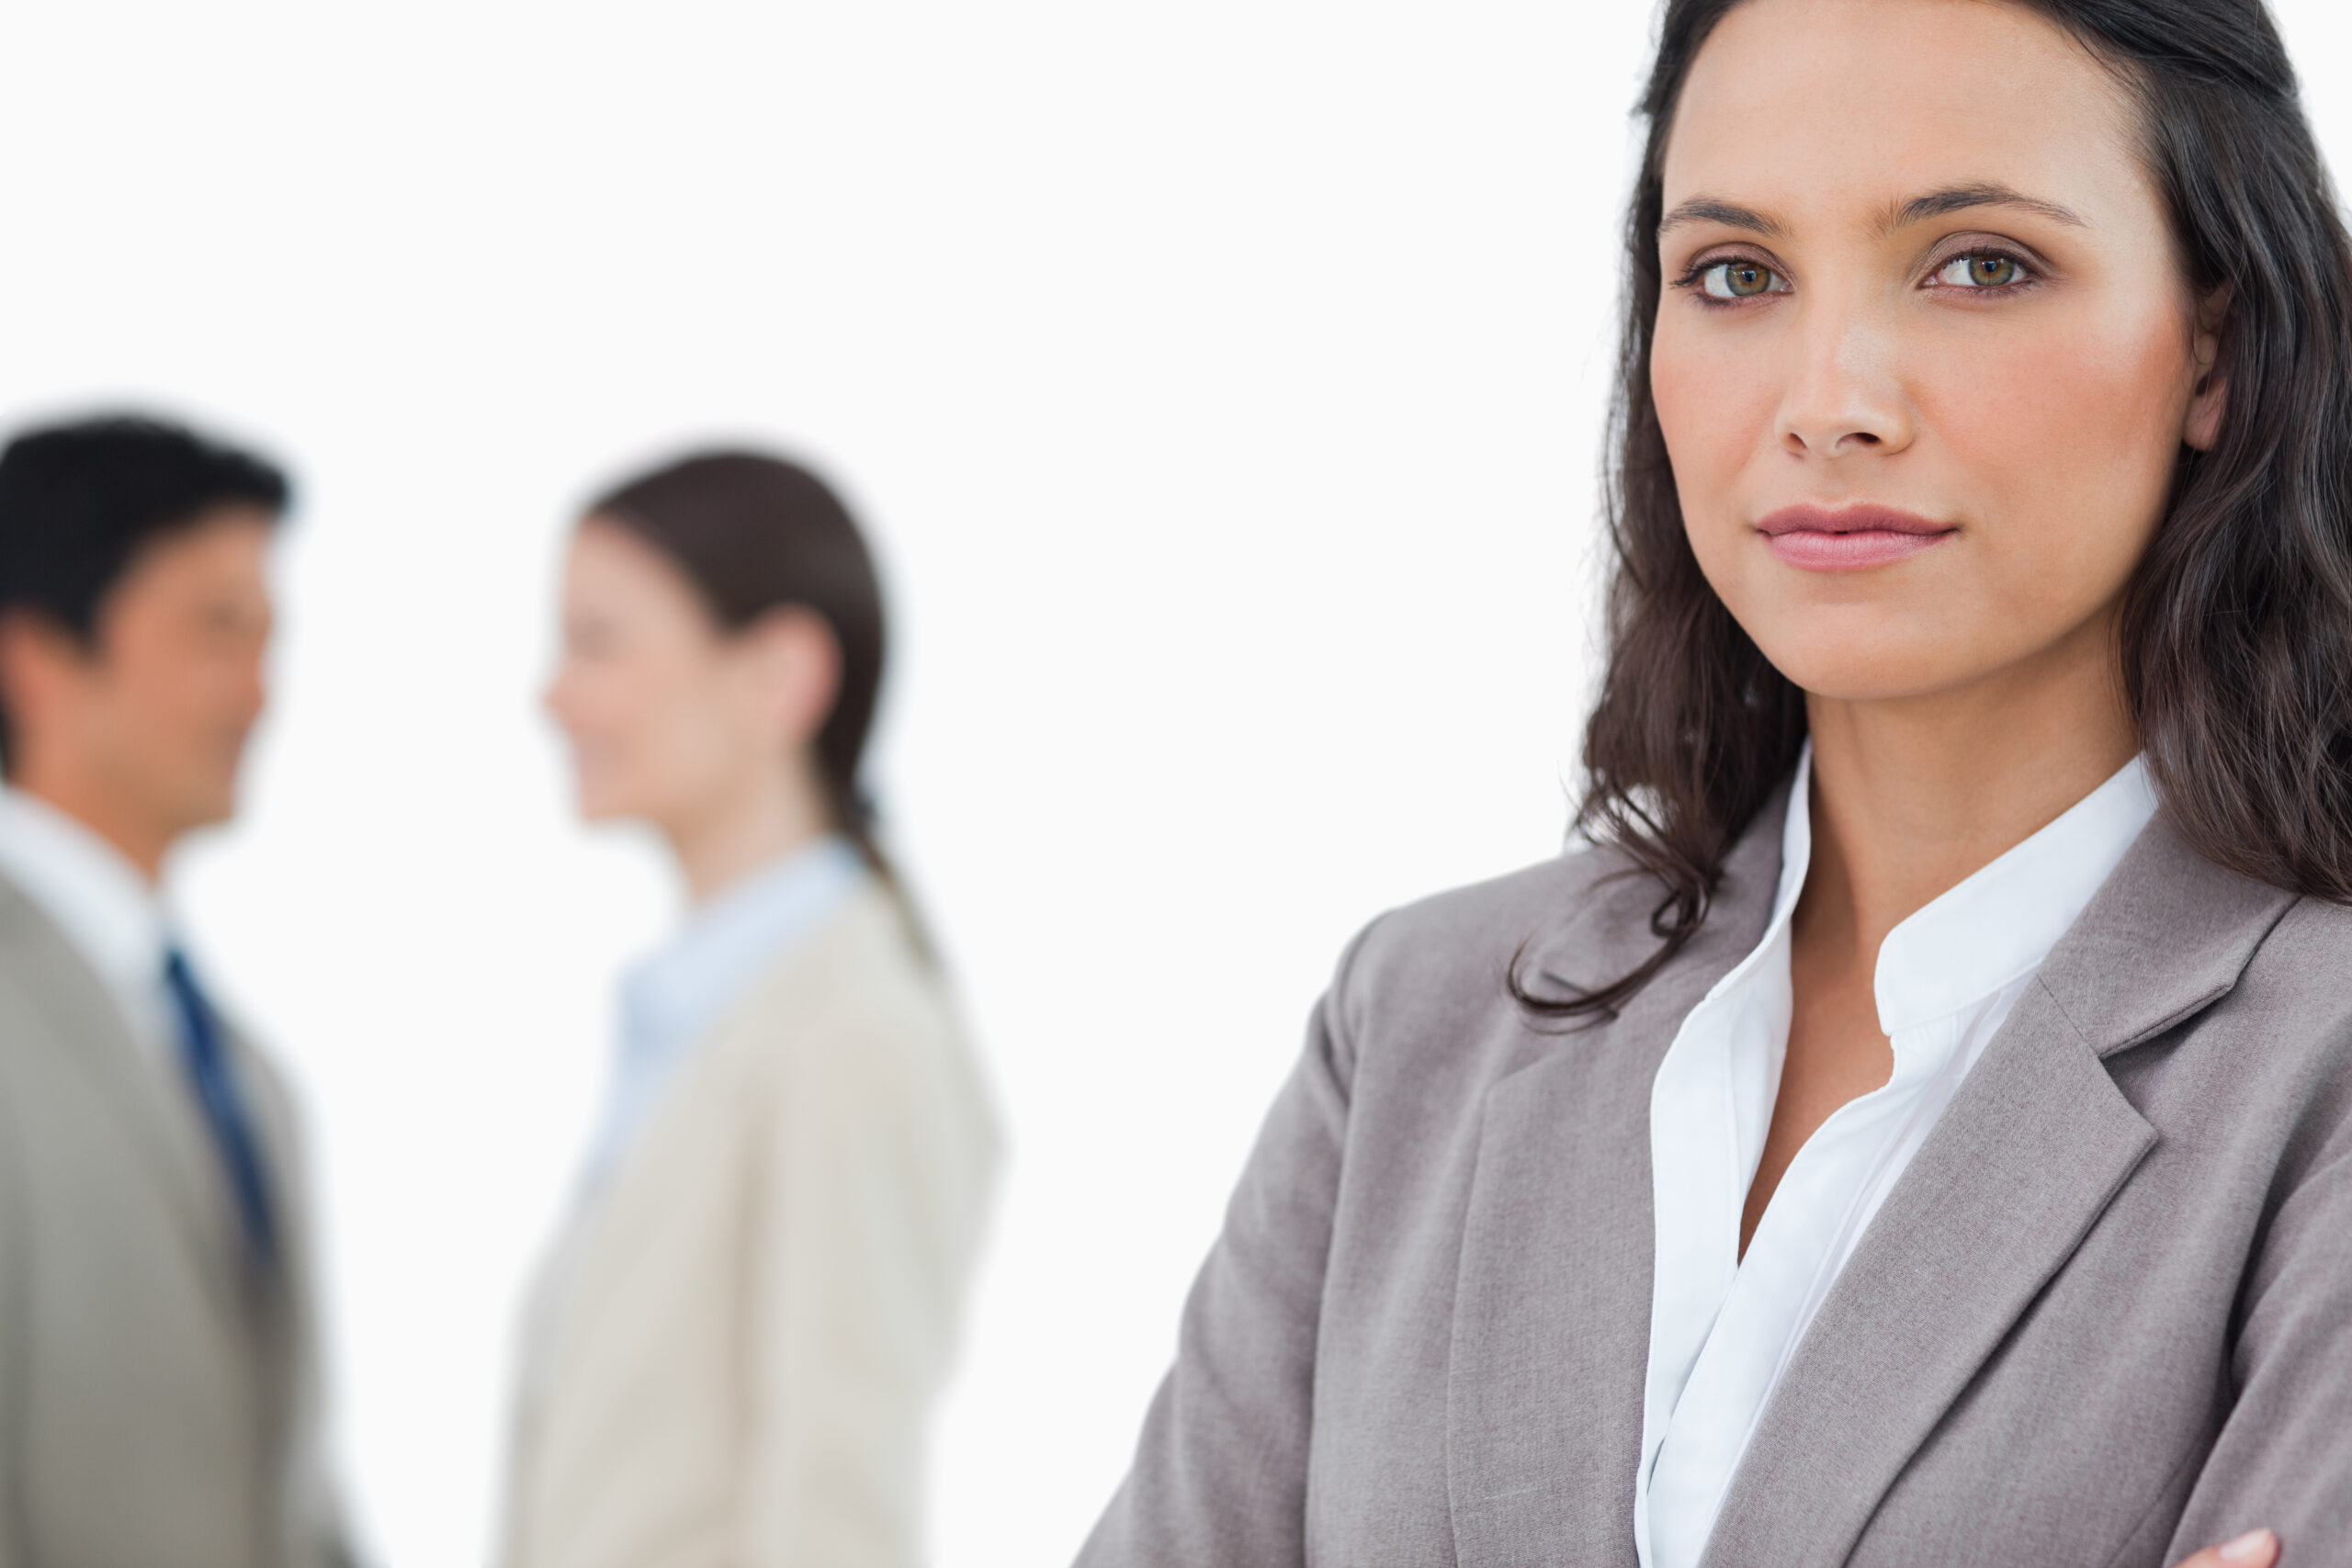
[[542, 662, 582, 732], [1776, 295, 1915, 459]]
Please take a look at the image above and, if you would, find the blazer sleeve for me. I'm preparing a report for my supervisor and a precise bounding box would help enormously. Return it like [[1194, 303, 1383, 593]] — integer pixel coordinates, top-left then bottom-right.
[[735, 992, 1000, 1568], [1074, 922, 1375, 1568], [2162, 1077, 2352, 1562]]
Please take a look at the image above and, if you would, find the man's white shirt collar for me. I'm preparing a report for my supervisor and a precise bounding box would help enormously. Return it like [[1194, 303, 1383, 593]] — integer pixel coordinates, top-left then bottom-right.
[[0, 786, 176, 1060]]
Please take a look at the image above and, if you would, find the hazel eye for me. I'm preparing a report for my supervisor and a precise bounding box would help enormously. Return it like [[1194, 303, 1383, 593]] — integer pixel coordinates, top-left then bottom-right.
[[1934, 252, 2025, 288], [1701, 259, 1789, 299]]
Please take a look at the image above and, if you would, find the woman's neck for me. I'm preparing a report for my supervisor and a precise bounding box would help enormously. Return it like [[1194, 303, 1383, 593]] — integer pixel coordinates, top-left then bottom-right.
[[1800, 627, 2139, 958], [662, 759, 835, 907]]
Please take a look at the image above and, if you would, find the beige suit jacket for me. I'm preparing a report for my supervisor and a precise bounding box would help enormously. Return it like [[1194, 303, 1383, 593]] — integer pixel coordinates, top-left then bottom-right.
[[0, 874, 346, 1568], [503, 882, 1001, 1568], [1080, 790, 2352, 1566]]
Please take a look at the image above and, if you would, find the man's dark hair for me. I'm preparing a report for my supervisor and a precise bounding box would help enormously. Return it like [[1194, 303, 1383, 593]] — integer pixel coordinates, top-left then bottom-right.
[[0, 413, 291, 765]]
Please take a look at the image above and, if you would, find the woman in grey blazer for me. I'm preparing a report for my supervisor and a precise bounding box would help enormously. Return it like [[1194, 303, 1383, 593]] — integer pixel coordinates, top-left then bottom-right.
[[1081, 2, 2352, 1565]]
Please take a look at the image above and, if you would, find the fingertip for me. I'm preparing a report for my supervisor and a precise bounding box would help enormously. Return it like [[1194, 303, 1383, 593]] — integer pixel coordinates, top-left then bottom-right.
[[2218, 1526, 2278, 1565]]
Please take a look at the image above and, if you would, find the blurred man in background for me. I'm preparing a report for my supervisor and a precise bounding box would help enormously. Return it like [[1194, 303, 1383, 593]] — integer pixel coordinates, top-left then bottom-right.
[[0, 416, 350, 1567]]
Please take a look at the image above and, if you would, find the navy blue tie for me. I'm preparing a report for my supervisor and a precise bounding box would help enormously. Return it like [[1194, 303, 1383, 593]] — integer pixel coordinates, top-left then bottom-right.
[[163, 948, 278, 1270]]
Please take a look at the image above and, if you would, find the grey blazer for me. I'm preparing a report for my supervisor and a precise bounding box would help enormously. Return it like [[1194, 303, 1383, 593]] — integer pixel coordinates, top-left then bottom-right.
[[1079, 789, 2352, 1567], [0, 874, 346, 1568]]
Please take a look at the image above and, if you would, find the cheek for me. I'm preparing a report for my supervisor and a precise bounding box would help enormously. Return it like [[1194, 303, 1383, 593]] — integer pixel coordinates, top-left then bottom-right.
[[579, 657, 736, 806], [1921, 301, 2188, 595], [647, 694, 741, 796], [89, 629, 209, 764], [1650, 313, 1790, 635], [1651, 312, 1782, 516]]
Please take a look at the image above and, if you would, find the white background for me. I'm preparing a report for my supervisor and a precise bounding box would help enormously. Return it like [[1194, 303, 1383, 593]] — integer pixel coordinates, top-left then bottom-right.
[[2, 4, 2346, 1564]]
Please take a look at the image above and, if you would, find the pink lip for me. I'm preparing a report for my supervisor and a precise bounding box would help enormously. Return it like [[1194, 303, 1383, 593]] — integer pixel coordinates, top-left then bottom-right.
[[1755, 504, 1956, 571]]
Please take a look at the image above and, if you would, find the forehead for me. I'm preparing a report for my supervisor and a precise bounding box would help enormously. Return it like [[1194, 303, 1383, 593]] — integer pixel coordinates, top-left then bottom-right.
[[1663, 0, 2147, 230], [566, 518, 710, 622], [121, 505, 276, 587], [572, 517, 676, 581]]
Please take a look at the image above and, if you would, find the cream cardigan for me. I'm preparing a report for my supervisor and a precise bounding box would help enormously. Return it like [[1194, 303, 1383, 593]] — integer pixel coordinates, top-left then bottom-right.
[[503, 884, 1001, 1568]]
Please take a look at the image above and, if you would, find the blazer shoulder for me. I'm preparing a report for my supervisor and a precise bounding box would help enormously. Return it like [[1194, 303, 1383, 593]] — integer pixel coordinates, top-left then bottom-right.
[[1329, 842, 1645, 1032], [0, 874, 106, 1026], [0, 880, 149, 1099], [2222, 892, 2352, 1107], [2243, 892, 2352, 1012]]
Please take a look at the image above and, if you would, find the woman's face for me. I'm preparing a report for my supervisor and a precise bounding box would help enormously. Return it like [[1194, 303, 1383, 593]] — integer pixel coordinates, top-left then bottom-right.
[[1651, 0, 2222, 705], [545, 518, 777, 829]]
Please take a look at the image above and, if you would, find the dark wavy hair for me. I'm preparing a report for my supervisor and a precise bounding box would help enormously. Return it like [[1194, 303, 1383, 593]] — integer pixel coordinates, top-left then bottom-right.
[[1517, 0, 2352, 1020]]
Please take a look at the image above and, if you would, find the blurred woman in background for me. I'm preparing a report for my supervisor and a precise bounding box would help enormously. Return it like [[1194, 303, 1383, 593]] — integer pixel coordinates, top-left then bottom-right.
[[504, 451, 999, 1568]]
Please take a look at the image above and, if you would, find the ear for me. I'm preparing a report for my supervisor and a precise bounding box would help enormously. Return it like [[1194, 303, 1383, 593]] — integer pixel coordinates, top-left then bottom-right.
[[740, 605, 843, 749], [0, 610, 91, 738], [2183, 283, 2231, 453]]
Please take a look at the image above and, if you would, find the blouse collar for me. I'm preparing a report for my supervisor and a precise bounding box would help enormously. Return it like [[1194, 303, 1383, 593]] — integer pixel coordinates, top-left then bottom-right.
[[1770, 744, 2160, 1039]]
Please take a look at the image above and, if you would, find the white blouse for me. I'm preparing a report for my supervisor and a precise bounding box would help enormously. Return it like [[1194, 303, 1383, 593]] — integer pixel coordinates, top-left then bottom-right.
[[1634, 747, 2159, 1568]]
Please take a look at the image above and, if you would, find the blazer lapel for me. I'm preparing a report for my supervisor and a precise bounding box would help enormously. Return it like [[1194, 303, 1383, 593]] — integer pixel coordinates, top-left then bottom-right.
[[1698, 818, 2296, 1566], [1450, 790, 1790, 1568], [0, 875, 243, 1304]]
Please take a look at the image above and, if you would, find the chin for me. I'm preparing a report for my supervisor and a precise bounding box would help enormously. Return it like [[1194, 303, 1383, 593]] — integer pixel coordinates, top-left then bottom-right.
[[1751, 636, 1984, 705], [171, 787, 241, 838], [571, 785, 639, 825], [168, 743, 252, 835]]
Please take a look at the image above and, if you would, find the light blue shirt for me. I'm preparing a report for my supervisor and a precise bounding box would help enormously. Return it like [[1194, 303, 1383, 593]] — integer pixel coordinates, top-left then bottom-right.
[[585, 835, 868, 1181]]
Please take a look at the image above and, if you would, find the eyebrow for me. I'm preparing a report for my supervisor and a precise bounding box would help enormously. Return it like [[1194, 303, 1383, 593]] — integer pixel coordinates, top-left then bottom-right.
[[1887, 182, 2087, 231], [1657, 183, 2088, 240], [1657, 197, 1783, 239]]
